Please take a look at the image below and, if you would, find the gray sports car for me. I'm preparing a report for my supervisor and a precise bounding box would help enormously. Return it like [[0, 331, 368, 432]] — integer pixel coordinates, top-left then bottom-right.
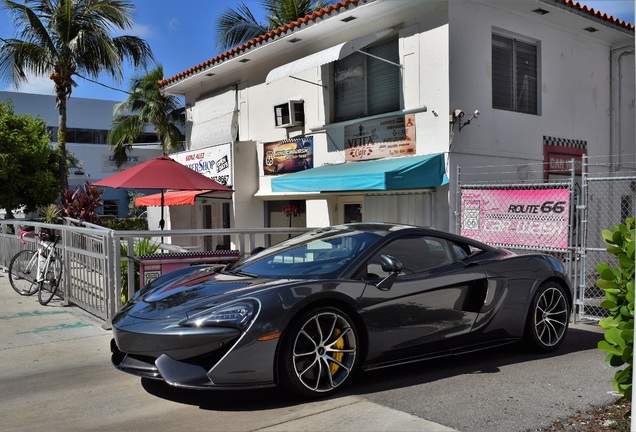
[[111, 222, 572, 398]]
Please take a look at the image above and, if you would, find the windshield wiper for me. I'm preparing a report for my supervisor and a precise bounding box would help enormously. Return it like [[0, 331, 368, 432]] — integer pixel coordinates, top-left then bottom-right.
[[224, 269, 258, 278]]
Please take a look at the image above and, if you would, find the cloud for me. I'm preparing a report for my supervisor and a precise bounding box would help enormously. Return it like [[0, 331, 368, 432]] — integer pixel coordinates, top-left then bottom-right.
[[168, 18, 179, 32], [1, 74, 55, 95]]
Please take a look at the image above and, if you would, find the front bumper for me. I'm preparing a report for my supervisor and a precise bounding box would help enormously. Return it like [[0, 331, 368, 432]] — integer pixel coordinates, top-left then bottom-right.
[[111, 316, 279, 389]]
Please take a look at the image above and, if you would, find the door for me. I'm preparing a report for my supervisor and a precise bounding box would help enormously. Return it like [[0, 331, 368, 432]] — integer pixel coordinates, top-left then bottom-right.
[[358, 235, 488, 366], [338, 197, 363, 224]]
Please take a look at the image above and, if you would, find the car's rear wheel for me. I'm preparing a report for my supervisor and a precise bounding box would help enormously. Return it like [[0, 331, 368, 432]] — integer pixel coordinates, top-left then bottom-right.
[[279, 306, 359, 398], [524, 282, 569, 352]]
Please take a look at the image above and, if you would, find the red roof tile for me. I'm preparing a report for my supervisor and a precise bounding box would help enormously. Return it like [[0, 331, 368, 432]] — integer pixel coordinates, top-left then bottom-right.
[[159, 0, 634, 90], [557, 0, 634, 30], [158, 0, 361, 88]]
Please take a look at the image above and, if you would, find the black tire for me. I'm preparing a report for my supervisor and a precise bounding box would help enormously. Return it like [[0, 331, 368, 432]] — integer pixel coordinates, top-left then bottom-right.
[[524, 282, 570, 352], [8, 250, 39, 296], [38, 254, 63, 306], [278, 306, 359, 398]]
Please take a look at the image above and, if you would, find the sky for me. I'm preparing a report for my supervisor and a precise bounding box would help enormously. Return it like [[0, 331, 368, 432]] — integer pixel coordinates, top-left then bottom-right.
[[0, 0, 633, 102]]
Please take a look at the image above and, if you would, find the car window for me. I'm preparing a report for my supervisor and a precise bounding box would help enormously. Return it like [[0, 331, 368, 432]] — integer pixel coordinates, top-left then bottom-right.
[[235, 231, 379, 278], [366, 235, 455, 278]]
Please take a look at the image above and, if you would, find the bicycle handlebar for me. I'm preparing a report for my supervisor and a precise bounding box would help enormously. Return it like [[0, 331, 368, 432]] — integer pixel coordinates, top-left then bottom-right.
[[19, 229, 60, 244]]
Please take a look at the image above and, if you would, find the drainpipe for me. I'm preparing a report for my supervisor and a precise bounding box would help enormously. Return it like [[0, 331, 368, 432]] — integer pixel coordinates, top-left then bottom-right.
[[609, 46, 634, 172]]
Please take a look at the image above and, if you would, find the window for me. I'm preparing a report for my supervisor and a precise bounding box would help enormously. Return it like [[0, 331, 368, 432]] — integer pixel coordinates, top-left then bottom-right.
[[102, 200, 119, 217], [45, 127, 159, 144], [366, 236, 455, 278], [333, 37, 400, 122], [492, 33, 538, 114]]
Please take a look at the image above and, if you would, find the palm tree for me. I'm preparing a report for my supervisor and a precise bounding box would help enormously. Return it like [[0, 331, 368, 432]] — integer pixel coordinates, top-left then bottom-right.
[[0, 0, 153, 191], [107, 64, 185, 167], [215, 0, 333, 52]]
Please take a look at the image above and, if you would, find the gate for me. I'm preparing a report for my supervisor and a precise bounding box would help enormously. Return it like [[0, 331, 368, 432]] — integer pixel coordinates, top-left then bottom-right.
[[455, 156, 636, 322]]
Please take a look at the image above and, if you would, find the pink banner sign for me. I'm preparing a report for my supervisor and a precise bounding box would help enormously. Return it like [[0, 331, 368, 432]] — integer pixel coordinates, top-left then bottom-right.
[[460, 188, 570, 250]]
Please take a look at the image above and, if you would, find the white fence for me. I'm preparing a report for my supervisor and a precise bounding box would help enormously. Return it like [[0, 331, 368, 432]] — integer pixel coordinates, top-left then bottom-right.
[[0, 219, 309, 323]]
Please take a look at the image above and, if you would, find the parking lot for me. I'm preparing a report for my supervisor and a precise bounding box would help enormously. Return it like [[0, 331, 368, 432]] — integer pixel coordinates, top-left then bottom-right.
[[0, 271, 619, 432]]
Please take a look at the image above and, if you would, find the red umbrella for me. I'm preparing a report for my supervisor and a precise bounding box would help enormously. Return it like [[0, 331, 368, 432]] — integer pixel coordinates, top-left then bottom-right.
[[92, 155, 232, 229]]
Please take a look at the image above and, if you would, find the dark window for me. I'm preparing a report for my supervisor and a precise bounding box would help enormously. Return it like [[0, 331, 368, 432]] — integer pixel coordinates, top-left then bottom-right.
[[333, 37, 400, 122], [46, 127, 158, 145], [103, 200, 119, 217], [366, 236, 455, 278], [492, 33, 538, 114]]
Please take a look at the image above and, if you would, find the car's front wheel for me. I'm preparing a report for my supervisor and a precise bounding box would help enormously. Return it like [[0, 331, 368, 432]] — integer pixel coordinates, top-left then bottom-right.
[[524, 282, 570, 352], [279, 306, 359, 398]]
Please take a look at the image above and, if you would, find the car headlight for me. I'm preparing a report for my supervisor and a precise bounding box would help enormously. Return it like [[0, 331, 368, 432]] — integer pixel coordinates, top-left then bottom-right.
[[179, 300, 258, 329]]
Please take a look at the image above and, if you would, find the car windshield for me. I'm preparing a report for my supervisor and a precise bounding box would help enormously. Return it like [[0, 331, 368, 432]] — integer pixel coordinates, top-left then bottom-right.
[[228, 228, 381, 279]]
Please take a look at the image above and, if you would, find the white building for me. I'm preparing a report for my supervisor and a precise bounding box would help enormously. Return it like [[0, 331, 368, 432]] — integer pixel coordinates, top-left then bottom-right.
[[157, 0, 634, 240], [0, 90, 162, 218]]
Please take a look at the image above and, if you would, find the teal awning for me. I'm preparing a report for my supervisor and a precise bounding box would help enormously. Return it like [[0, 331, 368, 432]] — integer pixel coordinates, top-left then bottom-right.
[[271, 153, 448, 193]]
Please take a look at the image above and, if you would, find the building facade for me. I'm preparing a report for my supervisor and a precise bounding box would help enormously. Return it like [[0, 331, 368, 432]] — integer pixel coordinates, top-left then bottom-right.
[[157, 0, 634, 239]]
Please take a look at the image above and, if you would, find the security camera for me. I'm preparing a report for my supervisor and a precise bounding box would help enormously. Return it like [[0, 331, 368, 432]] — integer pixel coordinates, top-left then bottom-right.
[[454, 109, 465, 118]]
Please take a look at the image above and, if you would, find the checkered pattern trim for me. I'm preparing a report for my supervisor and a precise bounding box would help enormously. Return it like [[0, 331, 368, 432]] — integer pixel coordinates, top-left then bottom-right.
[[543, 136, 587, 149]]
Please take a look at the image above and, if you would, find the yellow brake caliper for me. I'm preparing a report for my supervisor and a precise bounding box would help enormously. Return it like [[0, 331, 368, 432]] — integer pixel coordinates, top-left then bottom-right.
[[330, 328, 344, 375]]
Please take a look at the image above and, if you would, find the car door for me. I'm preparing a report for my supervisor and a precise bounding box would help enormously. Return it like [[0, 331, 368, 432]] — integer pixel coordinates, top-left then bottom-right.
[[357, 235, 489, 367]]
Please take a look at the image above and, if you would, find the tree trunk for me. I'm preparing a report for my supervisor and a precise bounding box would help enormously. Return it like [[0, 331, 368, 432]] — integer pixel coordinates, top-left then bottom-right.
[[57, 94, 69, 192]]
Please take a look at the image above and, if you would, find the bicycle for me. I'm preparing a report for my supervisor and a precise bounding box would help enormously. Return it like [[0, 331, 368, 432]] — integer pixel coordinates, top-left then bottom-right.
[[8, 230, 64, 305]]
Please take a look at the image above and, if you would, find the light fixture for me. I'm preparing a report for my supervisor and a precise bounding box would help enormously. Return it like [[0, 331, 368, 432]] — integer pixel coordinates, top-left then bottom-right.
[[341, 16, 357, 22], [451, 109, 480, 131], [288, 38, 301, 43], [584, 27, 599, 33], [532, 8, 550, 15]]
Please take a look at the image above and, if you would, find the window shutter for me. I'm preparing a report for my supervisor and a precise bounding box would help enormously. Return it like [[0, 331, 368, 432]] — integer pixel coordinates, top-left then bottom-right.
[[492, 34, 513, 111], [514, 40, 537, 114], [333, 37, 400, 122], [367, 39, 401, 115]]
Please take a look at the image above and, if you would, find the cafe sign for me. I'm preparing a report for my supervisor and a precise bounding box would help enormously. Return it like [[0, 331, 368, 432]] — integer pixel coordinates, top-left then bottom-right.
[[344, 114, 416, 161]]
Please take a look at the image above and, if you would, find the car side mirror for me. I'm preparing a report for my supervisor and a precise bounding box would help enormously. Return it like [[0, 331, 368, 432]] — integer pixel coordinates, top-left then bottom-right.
[[375, 254, 402, 291]]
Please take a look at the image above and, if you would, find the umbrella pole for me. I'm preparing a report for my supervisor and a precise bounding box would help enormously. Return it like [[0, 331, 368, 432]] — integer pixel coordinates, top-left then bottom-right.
[[160, 190, 165, 230], [160, 190, 165, 246]]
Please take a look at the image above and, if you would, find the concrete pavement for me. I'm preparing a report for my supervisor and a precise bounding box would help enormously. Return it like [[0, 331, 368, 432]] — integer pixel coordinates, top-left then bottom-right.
[[0, 270, 457, 432]]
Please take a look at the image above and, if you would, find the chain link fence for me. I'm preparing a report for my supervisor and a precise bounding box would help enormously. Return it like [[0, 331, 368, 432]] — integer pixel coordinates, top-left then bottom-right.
[[455, 155, 635, 322], [577, 155, 636, 320]]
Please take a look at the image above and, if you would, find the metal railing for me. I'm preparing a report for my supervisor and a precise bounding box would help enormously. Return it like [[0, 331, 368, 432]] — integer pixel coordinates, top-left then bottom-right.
[[0, 219, 309, 323]]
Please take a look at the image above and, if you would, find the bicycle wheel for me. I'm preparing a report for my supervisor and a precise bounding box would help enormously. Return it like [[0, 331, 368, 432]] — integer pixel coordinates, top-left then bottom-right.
[[8, 250, 39, 296], [38, 254, 63, 306]]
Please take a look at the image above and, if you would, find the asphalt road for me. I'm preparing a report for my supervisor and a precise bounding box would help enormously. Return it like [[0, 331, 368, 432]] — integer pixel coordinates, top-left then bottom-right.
[[0, 270, 620, 432]]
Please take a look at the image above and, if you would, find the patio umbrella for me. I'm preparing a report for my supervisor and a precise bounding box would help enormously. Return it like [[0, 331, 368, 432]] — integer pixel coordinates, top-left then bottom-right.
[[92, 155, 232, 229]]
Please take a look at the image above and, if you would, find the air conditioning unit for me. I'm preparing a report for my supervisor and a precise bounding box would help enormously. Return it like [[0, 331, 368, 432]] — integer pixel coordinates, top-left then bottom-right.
[[274, 100, 304, 128]]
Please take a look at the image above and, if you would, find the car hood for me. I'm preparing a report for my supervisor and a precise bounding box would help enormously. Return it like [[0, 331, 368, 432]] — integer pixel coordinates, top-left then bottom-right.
[[123, 270, 284, 320]]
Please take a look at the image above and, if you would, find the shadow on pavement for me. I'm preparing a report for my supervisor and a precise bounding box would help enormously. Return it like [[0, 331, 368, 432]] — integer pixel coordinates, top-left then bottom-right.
[[139, 323, 604, 410]]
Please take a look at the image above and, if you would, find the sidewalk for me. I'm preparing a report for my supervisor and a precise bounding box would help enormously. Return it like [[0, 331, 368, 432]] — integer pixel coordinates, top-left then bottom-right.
[[0, 270, 458, 432]]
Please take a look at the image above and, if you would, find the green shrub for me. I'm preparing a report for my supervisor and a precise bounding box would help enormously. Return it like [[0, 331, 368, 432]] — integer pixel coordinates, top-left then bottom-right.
[[597, 216, 635, 402], [103, 217, 148, 231]]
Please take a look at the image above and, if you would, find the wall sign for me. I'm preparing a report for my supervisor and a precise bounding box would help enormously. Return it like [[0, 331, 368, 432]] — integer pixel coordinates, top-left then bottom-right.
[[460, 187, 570, 250], [344, 114, 416, 161], [543, 136, 587, 179], [173, 143, 232, 186], [263, 136, 314, 175]]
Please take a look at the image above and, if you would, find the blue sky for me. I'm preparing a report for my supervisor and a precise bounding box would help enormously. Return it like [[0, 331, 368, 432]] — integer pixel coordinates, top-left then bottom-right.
[[0, 0, 633, 102]]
